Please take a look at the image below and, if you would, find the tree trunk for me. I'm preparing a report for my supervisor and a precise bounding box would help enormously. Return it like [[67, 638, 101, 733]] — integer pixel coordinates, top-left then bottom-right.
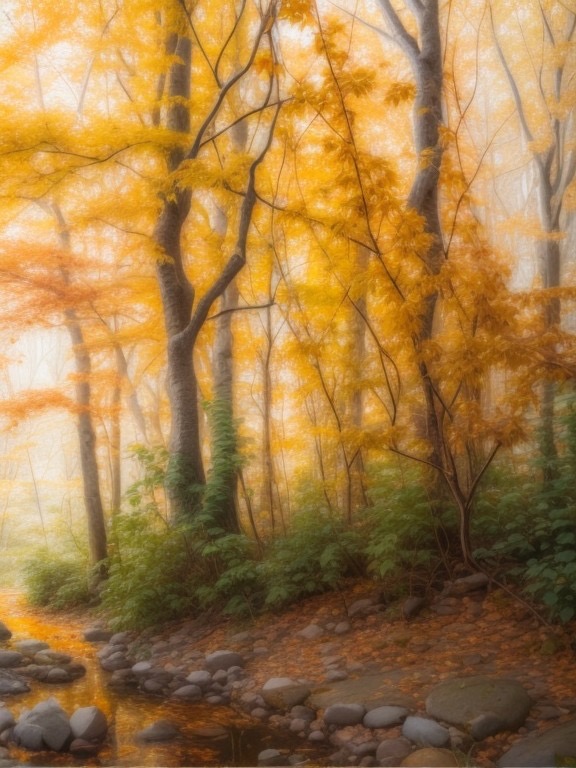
[[65, 311, 108, 570]]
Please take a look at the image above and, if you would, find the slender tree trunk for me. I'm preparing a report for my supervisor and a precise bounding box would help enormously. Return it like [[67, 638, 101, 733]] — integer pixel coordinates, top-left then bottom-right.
[[65, 312, 108, 570]]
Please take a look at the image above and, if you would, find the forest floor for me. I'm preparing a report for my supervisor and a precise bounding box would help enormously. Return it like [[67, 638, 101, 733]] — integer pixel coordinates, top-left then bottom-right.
[[6, 580, 576, 767]]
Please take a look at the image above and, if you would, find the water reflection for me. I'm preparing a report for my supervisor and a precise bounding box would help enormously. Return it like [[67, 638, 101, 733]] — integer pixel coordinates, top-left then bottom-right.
[[2, 593, 320, 766]]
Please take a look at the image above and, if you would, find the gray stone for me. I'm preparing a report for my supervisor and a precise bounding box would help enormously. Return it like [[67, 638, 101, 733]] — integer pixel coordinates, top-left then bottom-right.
[[309, 730, 326, 742], [497, 719, 576, 767], [14, 640, 49, 656], [0, 711, 14, 732], [363, 706, 409, 729], [470, 712, 508, 740], [444, 572, 489, 596], [375, 737, 412, 767], [205, 650, 245, 672], [35, 651, 72, 665], [15, 698, 71, 751], [335, 622, 351, 635], [0, 671, 29, 695], [0, 624, 11, 643], [326, 670, 348, 683], [84, 627, 113, 642], [70, 738, 102, 757], [171, 684, 202, 700], [261, 678, 310, 710], [348, 598, 375, 617], [109, 631, 132, 645], [136, 720, 180, 742], [186, 670, 212, 688], [402, 716, 450, 748], [45, 668, 71, 684], [258, 748, 286, 766], [402, 597, 426, 620], [310, 674, 416, 711], [70, 706, 108, 741], [291, 705, 316, 722], [324, 703, 366, 727], [131, 661, 152, 675], [0, 654, 22, 670], [296, 624, 324, 640], [101, 652, 131, 671], [426, 676, 532, 734]]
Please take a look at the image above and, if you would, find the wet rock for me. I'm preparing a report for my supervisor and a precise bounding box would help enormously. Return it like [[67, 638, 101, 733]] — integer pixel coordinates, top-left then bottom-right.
[[426, 676, 532, 734], [34, 651, 72, 665], [400, 747, 460, 766], [363, 705, 409, 729], [13, 640, 49, 656], [0, 624, 11, 643], [205, 650, 245, 672], [70, 706, 108, 741], [0, 711, 14, 733], [497, 718, 576, 767], [375, 737, 413, 767], [261, 678, 311, 710], [0, 671, 29, 696], [324, 703, 366, 727], [296, 624, 324, 640], [258, 748, 286, 766], [45, 668, 71, 684], [0, 654, 22, 670], [136, 719, 180, 742], [14, 698, 71, 751], [83, 627, 113, 642], [402, 716, 450, 748], [171, 684, 202, 700]]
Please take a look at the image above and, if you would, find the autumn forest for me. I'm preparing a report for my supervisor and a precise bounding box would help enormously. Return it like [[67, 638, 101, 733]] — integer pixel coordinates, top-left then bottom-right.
[[0, 0, 575, 628]]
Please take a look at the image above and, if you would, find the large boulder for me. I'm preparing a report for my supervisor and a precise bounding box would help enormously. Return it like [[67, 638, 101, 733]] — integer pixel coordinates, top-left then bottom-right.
[[402, 716, 450, 748], [497, 719, 576, 767], [13, 698, 71, 751], [69, 706, 108, 742], [426, 676, 531, 735]]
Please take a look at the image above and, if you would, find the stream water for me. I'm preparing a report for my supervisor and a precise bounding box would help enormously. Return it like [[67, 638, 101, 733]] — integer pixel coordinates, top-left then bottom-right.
[[1, 591, 319, 767]]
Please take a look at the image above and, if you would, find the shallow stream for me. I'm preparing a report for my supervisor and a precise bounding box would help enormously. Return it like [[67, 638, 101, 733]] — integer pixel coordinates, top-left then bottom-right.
[[1, 591, 317, 766]]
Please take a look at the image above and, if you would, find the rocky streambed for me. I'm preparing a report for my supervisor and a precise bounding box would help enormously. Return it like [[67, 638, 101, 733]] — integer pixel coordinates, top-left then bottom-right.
[[2, 576, 576, 767]]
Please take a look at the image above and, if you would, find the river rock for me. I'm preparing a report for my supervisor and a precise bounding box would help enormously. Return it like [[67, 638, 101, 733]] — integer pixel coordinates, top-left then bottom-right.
[[136, 719, 180, 742], [261, 678, 311, 710], [14, 698, 71, 751], [497, 719, 576, 767], [257, 748, 286, 766], [205, 650, 245, 672], [101, 651, 131, 671], [400, 747, 460, 766], [70, 706, 108, 741], [363, 705, 409, 729], [0, 624, 11, 643], [70, 738, 102, 757], [0, 671, 29, 695], [426, 676, 531, 734], [45, 668, 71, 684], [375, 737, 413, 767], [84, 627, 113, 642], [186, 670, 212, 688], [171, 684, 202, 700], [0, 653, 22, 669], [310, 674, 416, 711], [402, 716, 450, 748], [296, 624, 324, 640], [131, 661, 152, 676], [14, 640, 49, 656], [0, 710, 14, 733], [324, 703, 366, 726], [443, 572, 489, 596], [35, 651, 72, 665]]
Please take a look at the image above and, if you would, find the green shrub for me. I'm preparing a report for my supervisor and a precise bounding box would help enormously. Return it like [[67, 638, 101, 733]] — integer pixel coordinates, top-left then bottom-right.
[[359, 464, 452, 592], [24, 549, 91, 609], [262, 493, 363, 609]]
